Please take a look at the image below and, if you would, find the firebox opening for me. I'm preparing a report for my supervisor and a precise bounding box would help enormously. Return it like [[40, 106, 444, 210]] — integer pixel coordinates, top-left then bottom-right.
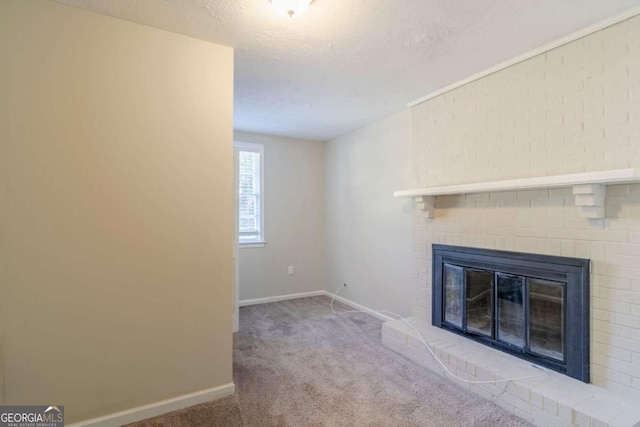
[[433, 245, 589, 382]]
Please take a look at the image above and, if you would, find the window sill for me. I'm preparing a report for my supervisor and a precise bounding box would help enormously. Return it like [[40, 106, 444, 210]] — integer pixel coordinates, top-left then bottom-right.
[[239, 241, 266, 249]]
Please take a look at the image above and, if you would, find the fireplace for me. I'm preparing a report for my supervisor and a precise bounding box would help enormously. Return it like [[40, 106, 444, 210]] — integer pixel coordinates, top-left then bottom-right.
[[432, 245, 590, 382]]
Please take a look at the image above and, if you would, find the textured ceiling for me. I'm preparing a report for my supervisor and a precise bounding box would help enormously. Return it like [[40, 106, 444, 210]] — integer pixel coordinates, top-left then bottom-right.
[[56, 0, 640, 141]]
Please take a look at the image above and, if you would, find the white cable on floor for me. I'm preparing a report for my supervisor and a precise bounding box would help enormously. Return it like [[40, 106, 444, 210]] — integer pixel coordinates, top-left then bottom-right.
[[330, 285, 548, 385]]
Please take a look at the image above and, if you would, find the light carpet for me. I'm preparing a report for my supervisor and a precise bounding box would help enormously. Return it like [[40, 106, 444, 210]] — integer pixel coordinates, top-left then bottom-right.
[[127, 296, 531, 426]]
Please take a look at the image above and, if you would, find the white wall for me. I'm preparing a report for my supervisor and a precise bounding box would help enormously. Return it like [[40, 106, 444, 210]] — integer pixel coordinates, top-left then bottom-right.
[[324, 111, 413, 316], [0, 1, 233, 422], [410, 15, 640, 394], [234, 132, 325, 301]]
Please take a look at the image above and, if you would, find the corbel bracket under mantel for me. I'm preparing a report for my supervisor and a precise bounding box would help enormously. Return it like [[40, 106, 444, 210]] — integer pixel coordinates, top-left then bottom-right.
[[413, 196, 436, 218], [573, 184, 605, 219], [395, 168, 640, 220]]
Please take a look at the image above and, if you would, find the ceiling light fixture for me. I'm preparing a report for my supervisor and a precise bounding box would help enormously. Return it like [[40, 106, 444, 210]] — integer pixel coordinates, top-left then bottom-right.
[[271, 0, 312, 18]]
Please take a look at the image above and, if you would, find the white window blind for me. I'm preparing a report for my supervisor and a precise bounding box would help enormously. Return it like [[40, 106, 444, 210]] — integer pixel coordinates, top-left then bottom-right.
[[235, 142, 264, 245]]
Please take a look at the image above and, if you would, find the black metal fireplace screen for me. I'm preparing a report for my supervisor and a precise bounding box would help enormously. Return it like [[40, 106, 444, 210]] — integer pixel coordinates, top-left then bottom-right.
[[432, 245, 590, 382]]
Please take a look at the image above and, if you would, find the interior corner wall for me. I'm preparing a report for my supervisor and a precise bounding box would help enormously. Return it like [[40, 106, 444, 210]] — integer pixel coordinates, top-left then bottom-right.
[[410, 15, 640, 395], [234, 132, 325, 301], [0, 1, 234, 423], [324, 110, 413, 316]]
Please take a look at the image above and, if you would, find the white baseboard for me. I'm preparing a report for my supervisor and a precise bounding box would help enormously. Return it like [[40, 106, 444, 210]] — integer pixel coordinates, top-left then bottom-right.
[[68, 293, 394, 426], [239, 290, 325, 307], [325, 291, 396, 323], [239, 289, 397, 323], [68, 383, 235, 427]]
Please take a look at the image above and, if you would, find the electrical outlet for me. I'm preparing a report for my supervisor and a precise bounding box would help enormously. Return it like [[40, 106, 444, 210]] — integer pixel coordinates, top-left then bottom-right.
[[288, 266, 294, 275]]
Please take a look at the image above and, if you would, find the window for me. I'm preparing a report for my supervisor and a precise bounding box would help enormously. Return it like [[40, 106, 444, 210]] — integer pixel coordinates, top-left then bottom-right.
[[234, 141, 265, 246]]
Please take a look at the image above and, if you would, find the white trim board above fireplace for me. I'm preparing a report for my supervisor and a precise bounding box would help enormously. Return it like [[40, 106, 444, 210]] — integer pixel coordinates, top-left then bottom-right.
[[394, 168, 640, 220]]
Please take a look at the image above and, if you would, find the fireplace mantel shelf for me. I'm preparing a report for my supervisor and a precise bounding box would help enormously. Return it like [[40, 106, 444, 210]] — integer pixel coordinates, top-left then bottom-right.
[[394, 168, 640, 219]]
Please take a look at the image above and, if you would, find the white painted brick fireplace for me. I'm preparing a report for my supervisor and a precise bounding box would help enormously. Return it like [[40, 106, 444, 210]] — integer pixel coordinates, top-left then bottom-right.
[[382, 12, 640, 427]]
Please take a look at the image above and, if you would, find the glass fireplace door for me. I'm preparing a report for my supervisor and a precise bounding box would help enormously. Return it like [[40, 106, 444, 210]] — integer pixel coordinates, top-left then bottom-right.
[[528, 278, 566, 362], [441, 263, 567, 364], [465, 269, 493, 337], [443, 264, 464, 329], [496, 273, 525, 349]]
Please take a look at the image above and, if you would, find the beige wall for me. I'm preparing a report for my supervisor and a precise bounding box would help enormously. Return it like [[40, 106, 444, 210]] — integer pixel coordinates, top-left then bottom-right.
[[411, 15, 640, 394], [234, 132, 325, 301], [0, 1, 234, 423], [324, 111, 413, 316]]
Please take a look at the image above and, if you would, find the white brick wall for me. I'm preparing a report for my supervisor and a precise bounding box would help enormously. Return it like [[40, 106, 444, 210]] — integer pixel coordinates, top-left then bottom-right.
[[410, 14, 640, 396]]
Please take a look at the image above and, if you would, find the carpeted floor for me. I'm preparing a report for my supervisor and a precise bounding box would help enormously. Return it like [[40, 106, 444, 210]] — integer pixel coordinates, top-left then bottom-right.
[[127, 296, 531, 426]]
